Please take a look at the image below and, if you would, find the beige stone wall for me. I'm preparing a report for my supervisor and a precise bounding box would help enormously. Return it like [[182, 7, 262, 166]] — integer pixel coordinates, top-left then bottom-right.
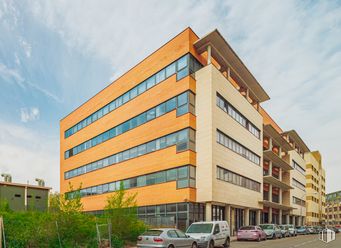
[[196, 64, 263, 209], [289, 150, 307, 216]]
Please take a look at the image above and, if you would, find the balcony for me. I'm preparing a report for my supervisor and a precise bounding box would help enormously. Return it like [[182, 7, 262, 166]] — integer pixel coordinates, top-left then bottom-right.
[[263, 175, 293, 190], [263, 150, 292, 171]]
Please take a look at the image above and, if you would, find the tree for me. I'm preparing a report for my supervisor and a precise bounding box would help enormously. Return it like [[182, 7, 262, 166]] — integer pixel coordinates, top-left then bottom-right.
[[104, 182, 146, 243]]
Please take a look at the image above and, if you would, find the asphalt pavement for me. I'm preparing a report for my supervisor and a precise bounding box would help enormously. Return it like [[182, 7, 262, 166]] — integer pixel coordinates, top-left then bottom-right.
[[232, 233, 341, 248]]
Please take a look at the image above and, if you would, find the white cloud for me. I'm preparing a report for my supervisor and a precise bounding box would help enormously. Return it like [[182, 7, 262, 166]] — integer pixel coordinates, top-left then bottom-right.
[[6, 0, 341, 192], [20, 38, 32, 58], [0, 120, 59, 191], [0, 63, 25, 88], [20, 107, 40, 123]]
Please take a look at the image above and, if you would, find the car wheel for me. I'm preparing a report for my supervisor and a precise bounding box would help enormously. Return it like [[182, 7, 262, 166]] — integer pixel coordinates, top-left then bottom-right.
[[168, 245, 175, 248], [257, 235, 261, 242], [191, 242, 198, 248], [272, 233, 276, 239], [223, 237, 230, 248], [209, 240, 214, 248]]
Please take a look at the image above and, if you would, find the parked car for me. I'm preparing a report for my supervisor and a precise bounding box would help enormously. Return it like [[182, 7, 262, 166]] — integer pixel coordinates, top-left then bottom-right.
[[306, 226, 315, 234], [296, 226, 308, 235], [237, 225, 267, 242], [314, 226, 323, 234], [287, 224, 297, 236], [259, 224, 282, 239], [137, 228, 198, 248], [186, 221, 230, 248], [331, 227, 340, 233], [279, 225, 290, 238]]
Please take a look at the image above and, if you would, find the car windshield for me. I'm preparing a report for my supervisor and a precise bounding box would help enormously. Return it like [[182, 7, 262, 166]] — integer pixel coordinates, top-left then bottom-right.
[[296, 226, 304, 229], [288, 225, 294, 228], [186, 223, 213, 234], [143, 230, 163, 236], [260, 225, 273, 230], [239, 226, 255, 230], [279, 226, 285, 229]]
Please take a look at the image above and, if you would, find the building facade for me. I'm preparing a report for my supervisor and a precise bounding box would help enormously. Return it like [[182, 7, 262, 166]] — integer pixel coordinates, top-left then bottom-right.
[[0, 181, 50, 211], [60, 27, 324, 230], [326, 190, 341, 226], [304, 151, 326, 225]]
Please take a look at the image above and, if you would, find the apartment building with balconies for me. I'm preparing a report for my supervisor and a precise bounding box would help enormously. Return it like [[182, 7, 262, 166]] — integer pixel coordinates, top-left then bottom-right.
[[326, 190, 341, 226], [304, 151, 326, 225], [282, 130, 310, 226], [259, 109, 295, 225]]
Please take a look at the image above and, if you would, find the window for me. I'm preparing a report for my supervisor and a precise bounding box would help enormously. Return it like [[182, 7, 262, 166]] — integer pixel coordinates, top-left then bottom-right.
[[64, 54, 202, 138], [168, 230, 178, 238], [293, 160, 305, 175], [65, 128, 196, 179], [216, 130, 260, 165], [216, 166, 261, 192], [67, 165, 196, 199], [65, 91, 195, 159], [216, 93, 260, 138]]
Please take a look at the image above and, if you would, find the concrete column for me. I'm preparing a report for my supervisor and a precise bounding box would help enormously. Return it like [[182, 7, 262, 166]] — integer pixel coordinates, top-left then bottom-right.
[[244, 208, 250, 226], [205, 203, 212, 221], [269, 208, 273, 223], [207, 45, 212, 64], [225, 205, 231, 223], [286, 215, 290, 224], [231, 208, 236, 236], [279, 168, 282, 181], [279, 209, 283, 225], [269, 161, 273, 176], [279, 188, 282, 204], [269, 138, 273, 151], [256, 210, 261, 225], [269, 184, 273, 202], [225, 205, 231, 236]]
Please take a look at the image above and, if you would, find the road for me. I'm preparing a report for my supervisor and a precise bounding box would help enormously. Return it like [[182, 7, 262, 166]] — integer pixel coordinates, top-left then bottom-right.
[[232, 233, 341, 248]]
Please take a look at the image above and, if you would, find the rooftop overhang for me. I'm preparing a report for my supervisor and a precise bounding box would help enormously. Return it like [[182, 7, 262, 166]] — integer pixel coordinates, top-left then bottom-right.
[[264, 124, 293, 152], [260, 200, 295, 210], [282, 130, 310, 153], [0, 181, 51, 190], [263, 150, 293, 171], [194, 29, 270, 103], [263, 175, 294, 190]]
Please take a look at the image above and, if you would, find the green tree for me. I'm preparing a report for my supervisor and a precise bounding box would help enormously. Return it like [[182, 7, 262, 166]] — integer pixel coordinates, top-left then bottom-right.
[[104, 182, 146, 245]]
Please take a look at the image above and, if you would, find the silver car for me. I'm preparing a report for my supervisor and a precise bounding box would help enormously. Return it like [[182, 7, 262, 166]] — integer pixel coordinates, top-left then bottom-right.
[[259, 224, 282, 239], [137, 228, 198, 248]]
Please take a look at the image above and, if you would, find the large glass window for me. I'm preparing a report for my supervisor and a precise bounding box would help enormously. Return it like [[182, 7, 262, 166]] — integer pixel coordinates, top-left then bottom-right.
[[65, 128, 196, 179], [65, 91, 195, 159], [67, 165, 196, 199], [64, 54, 202, 138]]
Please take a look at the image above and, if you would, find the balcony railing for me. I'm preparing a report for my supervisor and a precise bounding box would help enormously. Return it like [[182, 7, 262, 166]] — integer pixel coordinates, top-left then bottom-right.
[[263, 192, 269, 201], [272, 195, 279, 203]]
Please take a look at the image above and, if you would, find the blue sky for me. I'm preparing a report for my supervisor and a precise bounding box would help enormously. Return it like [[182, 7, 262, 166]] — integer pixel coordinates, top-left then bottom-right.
[[0, 0, 340, 193]]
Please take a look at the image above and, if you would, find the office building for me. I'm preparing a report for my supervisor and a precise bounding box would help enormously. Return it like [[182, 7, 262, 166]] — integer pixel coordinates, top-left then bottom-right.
[[60, 27, 325, 230]]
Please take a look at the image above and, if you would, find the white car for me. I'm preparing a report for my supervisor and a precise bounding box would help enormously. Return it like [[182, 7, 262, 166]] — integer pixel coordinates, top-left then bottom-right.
[[186, 221, 230, 248]]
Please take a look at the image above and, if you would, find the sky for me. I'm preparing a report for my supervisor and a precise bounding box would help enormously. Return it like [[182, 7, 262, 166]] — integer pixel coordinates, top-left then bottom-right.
[[0, 0, 340, 193]]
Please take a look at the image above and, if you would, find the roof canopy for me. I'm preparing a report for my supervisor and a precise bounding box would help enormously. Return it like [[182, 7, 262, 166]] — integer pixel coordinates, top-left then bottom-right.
[[264, 124, 293, 151], [194, 29, 270, 103], [282, 130, 310, 153]]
